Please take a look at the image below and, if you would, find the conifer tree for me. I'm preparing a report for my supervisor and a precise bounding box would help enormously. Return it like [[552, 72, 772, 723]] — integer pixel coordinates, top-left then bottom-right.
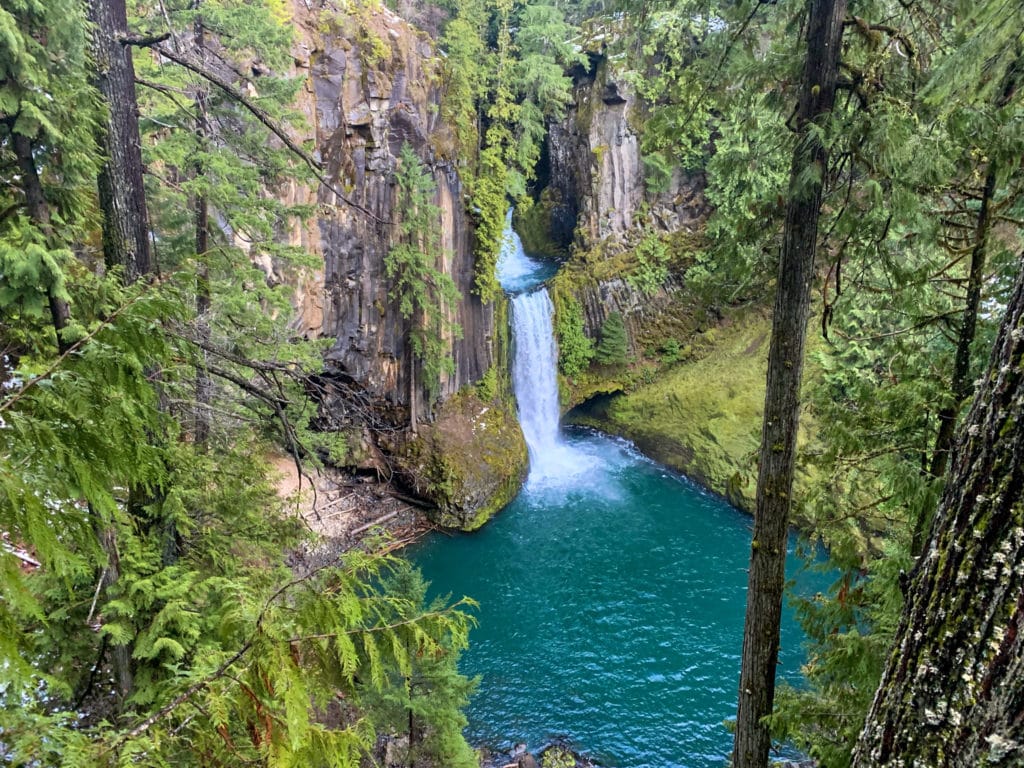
[[0, 0, 100, 355], [734, 1, 847, 766], [1, 4, 481, 765], [594, 311, 629, 366]]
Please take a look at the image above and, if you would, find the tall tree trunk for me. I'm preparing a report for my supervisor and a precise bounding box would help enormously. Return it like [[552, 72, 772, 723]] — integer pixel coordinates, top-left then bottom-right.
[[12, 134, 72, 354], [97, 525, 133, 706], [915, 56, 1022, 554], [732, 1, 846, 766], [88, 0, 152, 282], [926, 163, 997, 484], [86, 0, 156, 709], [408, 341, 419, 435], [853, 253, 1024, 767], [193, 11, 212, 449]]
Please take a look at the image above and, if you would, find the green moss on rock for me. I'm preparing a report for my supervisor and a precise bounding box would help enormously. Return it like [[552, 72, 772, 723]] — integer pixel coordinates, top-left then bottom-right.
[[394, 390, 528, 530], [513, 191, 570, 258], [567, 309, 816, 513]]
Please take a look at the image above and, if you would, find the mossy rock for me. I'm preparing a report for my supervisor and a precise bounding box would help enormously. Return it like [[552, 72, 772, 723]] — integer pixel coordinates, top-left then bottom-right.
[[514, 191, 570, 259], [392, 391, 528, 530], [567, 309, 818, 514]]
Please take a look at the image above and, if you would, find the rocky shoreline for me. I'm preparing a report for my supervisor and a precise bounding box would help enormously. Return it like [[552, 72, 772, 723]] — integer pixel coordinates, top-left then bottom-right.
[[478, 740, 601, 768]]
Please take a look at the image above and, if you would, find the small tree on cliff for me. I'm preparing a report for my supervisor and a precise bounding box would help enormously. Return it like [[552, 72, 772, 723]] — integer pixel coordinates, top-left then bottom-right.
[[594, 311, 629, 366], [386, 142, 462, 431]]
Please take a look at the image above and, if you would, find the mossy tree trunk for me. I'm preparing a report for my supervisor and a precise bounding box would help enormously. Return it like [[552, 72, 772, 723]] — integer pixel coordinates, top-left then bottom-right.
[[733, 1, 846, 766], [88, 0, 152, 282], [853, 253, 1024, 765]]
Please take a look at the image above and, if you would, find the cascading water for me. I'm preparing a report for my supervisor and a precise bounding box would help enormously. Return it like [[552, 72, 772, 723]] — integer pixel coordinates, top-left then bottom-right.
[[510, 290, 562, 463], [496, 212, 593, 487]]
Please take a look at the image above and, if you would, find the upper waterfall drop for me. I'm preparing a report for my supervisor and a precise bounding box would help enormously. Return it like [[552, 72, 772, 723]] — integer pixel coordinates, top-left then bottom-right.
[[496, 210, 556, 292]]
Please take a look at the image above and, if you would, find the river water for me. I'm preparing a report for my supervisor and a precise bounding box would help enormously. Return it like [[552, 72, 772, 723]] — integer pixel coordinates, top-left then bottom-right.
[[409, 218, 821, 767]]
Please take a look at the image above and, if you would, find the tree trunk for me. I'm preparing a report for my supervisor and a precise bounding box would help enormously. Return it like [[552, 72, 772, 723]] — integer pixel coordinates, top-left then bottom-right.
[[12, 133, 72, 354], [98, 524, 134, 707], [408, 342, 419, 435], [732, 1, 846, 766], [853, 253, 1024, 766], [193, 12, 212, 449], [86, 0, 155, 709], [88, 0, 152, 282]]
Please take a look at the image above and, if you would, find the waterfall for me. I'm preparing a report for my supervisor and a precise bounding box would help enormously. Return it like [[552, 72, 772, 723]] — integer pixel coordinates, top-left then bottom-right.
[[498, 213, 593, 487], [511, 289, 562, 466]]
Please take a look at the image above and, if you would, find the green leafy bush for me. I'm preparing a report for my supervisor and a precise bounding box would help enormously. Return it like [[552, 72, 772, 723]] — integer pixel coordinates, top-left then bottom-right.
[[553, 294, 593, 377]]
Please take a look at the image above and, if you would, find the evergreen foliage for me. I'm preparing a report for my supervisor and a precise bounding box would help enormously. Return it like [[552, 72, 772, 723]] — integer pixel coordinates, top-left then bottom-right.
[[594, 311, 629, 366], [0, 0, 101, 353], [361, 566, 480, 768], [626, 232, 672, 296], [553, 292, 594, 377], [0, 4, 480, 765], [437, 0, 585, 302], [438, 0, 489, 165]]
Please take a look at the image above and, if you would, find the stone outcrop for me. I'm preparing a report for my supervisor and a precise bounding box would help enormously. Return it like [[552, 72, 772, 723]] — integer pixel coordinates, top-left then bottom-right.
[[544, 51, 709, 252], [534, 45, 711, 374], [276, 1, 526, 527], [298, 5, 491, 404]]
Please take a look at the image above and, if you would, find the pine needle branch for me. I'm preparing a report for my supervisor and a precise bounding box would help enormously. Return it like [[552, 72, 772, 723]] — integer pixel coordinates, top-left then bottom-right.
[[0, 282, 159, 415]]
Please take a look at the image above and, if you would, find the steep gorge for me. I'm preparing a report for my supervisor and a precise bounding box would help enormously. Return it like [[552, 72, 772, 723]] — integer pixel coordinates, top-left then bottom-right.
[[275, 2, 774, 523]]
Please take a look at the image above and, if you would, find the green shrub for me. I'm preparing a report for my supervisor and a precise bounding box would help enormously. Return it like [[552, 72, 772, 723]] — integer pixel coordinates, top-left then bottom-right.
[[626, 231, 671, 296], [554, 294, 594, 377]]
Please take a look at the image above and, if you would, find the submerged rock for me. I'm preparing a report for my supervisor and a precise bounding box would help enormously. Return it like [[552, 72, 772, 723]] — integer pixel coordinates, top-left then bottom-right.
[[481, 741, 601, 768]]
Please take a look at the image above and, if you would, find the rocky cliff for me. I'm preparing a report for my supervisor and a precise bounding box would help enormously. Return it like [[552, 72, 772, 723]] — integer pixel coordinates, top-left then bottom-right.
[[539, 51, 709, 253], [526, 47, 710, 355], [275, 1, 526, 527], [527, 45, 776, 510]]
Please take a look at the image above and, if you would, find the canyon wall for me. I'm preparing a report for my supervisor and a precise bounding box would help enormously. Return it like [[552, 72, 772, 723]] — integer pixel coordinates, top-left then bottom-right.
[[275, 2, 526, 527]]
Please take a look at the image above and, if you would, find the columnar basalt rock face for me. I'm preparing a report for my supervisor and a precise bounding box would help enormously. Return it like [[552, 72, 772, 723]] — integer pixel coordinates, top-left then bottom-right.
[[547, 54, 709, 251], [271, 2, 525, 528], [540, 51, 710, 361], [289, 3, 492, 409]]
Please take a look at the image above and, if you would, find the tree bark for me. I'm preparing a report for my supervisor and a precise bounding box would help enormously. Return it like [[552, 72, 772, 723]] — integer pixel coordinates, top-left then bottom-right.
[[193, 11, 212, 449], [853, 253, 1024, 766], [88, 0, 152, 283], [12, 133, 72, 354], [732, 1, 846, 766], [86, 0, 155, 709]]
